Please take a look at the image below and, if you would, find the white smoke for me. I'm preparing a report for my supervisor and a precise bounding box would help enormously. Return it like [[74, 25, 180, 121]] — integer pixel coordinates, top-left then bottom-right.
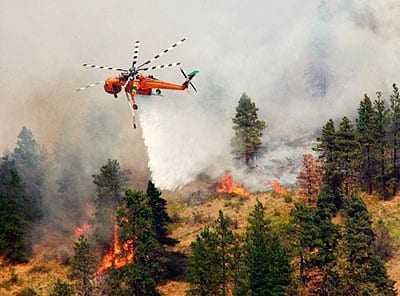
[[1, 0, 400, 190]]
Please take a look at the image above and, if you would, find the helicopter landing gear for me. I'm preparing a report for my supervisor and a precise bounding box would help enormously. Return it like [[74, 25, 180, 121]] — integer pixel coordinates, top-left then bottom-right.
[[155, 89, 161, 95]]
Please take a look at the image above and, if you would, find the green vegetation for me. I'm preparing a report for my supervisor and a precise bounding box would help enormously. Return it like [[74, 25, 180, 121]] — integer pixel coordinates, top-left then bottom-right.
[[231, 93, 266, 167]]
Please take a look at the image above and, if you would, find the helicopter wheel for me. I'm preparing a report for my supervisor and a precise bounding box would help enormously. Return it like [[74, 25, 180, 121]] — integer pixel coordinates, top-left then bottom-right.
[[156, 89, 161, 95], [133, 104, 138, 110]]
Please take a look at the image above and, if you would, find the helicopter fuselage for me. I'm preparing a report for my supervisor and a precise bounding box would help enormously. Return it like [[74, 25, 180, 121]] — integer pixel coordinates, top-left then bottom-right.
[[104, 74, 186, 97]]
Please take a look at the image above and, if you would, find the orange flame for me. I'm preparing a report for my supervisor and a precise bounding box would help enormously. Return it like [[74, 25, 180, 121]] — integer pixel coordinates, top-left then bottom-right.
[[96, 224, 134, 276], [216, 174, 250, 197], [270, 180, 289, 196], [74, 223, 92, 238]]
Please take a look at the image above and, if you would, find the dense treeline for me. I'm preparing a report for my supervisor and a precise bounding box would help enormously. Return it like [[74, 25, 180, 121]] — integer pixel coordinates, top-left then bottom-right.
[[315, 84, 400, 199], [0, 127, 45, 262]]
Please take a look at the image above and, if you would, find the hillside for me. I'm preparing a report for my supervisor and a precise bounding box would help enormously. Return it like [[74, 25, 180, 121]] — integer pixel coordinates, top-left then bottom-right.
[[2, 190, 399, 295]]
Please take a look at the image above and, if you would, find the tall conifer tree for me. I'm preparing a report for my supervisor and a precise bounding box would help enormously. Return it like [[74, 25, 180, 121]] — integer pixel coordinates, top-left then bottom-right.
[[232, 93, 266, 167]]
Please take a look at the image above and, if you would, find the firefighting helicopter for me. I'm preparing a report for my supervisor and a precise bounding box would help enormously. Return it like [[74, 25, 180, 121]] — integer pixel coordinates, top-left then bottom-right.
[[76, 37, 198, 128]]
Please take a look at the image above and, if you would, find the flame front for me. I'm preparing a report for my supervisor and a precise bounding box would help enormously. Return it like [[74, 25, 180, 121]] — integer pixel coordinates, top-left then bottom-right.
[[271, 180, 289, 196], [216, 174, 250, 197], [96, 224, 134, 276]]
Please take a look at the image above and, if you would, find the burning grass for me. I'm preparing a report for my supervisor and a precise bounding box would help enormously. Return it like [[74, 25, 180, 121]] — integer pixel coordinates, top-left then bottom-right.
[[215, 173, 250, 197]]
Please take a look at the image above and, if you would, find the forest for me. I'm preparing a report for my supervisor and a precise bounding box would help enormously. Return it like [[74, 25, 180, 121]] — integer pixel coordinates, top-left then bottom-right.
[[1, 89, 400, 296]]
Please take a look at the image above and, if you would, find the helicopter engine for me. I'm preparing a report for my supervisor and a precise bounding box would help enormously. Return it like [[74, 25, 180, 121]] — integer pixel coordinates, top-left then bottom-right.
[[104, 76, 123, 98]]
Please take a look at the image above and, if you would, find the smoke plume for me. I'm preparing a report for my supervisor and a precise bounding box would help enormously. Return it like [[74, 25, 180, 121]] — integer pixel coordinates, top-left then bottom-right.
[[1, 0, 400, 192]]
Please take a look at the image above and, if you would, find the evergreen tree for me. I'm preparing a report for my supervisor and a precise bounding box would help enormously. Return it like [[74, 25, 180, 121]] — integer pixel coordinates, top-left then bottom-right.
[[356, 94, 377, 194], [92, 159, 129, 249], [314, 119, 337, 165], [49, 279, 74, 296], [188, 211, 236, 296], [388, 84, 400, 195], [0, 155, 30, 262], [314, 119, 344, 195], [146, 180, 176, 246], [290, 202, 319, 286], [214, 211, 235, 296], [231, 93, 266, 167], [12, 126, 45, 222], [70, 236, 96, 296], [235, 200, 292, 296], [290, 192, 339, 295], [336, 117, 359, 194], [373, 94, 390, 199], [187, 227, 222, 296], [340, 196, 396, 295], [117, 190, 163, 296]]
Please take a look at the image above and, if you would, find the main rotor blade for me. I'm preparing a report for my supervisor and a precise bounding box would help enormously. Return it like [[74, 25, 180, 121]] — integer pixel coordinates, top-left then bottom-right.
[[82, 63, 127, 72], [137, 37, 186, 69], [190, 82, 197, 93], [76, 81, 103, 92], [139, 62, 181, 71], [132, 40, 140, 67], [180, 67, 188, 78]]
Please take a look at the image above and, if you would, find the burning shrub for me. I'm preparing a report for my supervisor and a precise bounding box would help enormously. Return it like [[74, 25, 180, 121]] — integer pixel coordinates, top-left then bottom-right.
[[216, 173, 250, 197]]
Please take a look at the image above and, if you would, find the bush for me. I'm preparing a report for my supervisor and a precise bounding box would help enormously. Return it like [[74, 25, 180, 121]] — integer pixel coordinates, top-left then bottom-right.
[[284, 194, 293, 203], [49, 279, 74, 296], [17, 287, 38, 296]]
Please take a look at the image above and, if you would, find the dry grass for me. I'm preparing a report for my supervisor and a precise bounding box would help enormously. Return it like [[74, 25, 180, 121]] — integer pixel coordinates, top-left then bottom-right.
[[0, 256, 69, 296], [1, 191, 399, 295]]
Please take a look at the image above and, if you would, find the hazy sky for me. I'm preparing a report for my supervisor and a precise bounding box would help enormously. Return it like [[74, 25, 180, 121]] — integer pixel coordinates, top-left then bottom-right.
[[1, 0, 400, 189]]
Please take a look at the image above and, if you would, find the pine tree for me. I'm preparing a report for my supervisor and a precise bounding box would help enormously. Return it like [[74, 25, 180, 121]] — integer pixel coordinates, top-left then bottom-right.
[[70, 236, 96, 296], [188, 211, 236, 296], [146, 180, 176, 246], [92, 159, 129, 249], [314, 119, 344, 195], [117, 190, 163, 296], [231, 93, 266, 167], [373, 94, 390, 199], [314, 119, 337, 165], [187, 227, 222, 296], [340, 196, 396, 295], [388, 84, 400, 195], [290, 192, 339, 295], [235, 200, 292, 296], [356, 94, 377, 194], [297, 153, 324, 203], [290, 202, 319, 286], [12, 126, 45, 222], [336, 117, 359, 194], [214, 211, 235, 296], [0, 155, 31, 262]]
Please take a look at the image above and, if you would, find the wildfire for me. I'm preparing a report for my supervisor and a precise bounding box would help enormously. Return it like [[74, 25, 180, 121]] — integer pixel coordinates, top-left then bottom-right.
[[270, 180, 289, 196], [74, 223, 91, 238], [96, 224, 134, 276], [216, 174, 250, 197]]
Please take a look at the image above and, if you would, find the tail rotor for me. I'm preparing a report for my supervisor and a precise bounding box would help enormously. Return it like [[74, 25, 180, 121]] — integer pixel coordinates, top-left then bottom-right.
[[180, 68, 198, 93]]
